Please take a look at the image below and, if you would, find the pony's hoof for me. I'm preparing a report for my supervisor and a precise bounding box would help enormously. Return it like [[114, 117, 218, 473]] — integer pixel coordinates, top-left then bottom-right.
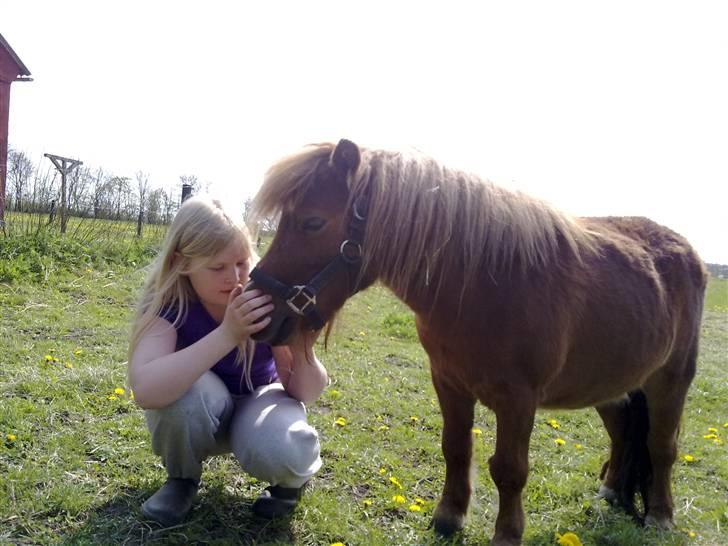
[[645, 514, 673, 530], [429, 507, 465, 537], [490, 533, 522, 546], [597, 484, 617, 504]]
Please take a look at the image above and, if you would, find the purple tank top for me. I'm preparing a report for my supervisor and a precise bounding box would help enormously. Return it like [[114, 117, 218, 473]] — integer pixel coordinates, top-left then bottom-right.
[[161, 302, 278, 395]]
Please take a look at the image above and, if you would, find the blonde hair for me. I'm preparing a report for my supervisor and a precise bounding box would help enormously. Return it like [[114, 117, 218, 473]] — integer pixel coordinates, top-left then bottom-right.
[[129, 195, 258, 391]]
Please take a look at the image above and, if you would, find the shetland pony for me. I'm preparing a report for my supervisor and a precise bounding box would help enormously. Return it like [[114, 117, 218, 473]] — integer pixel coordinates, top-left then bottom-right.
[[248, 139, 707, 545]]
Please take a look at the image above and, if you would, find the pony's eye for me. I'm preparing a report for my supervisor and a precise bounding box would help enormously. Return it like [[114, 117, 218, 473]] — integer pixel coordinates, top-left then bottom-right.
[[302, 217, 326, 232]]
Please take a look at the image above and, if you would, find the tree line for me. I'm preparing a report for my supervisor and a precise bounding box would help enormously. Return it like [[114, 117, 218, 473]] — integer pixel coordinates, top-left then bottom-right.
[[5, 147, 206, 227]]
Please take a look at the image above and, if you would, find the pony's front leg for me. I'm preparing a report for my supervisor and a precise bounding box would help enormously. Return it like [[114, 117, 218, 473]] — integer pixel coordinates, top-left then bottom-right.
[[489, 393, 536, 546], [430, 372, 476, 537]]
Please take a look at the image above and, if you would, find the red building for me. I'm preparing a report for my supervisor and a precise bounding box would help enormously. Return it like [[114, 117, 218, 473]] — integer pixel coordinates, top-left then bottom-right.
[[0, 33, 32, 225]]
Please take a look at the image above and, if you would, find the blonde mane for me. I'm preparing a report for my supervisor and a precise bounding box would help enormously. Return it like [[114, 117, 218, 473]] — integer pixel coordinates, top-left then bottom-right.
[[254, 143, 597, 299]]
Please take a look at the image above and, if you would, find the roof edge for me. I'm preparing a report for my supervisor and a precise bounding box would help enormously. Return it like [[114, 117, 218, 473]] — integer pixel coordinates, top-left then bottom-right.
[[0, 33, 32, 76]]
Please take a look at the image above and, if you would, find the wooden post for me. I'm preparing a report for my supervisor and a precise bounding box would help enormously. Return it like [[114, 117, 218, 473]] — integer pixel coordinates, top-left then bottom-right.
[[44, 154, 82, 234]]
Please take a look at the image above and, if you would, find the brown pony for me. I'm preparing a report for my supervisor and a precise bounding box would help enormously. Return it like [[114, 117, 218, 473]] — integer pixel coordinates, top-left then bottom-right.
[[249, 139, 707, 545]]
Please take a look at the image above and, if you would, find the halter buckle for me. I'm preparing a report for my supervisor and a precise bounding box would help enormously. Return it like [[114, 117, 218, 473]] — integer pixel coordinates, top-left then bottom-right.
[[286, 285, 317, 315], [340, 239, 362, 264]]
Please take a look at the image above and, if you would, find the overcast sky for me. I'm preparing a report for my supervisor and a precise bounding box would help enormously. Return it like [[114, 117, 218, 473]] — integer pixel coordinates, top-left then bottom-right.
[[4, 1, 727, 263]]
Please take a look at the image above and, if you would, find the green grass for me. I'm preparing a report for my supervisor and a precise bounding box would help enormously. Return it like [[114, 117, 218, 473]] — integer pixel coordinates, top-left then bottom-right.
[[0, 252, 725, 545]]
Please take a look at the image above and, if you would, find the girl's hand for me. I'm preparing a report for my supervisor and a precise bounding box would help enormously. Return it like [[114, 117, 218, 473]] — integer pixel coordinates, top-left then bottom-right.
[[220, 285, 274, 344]]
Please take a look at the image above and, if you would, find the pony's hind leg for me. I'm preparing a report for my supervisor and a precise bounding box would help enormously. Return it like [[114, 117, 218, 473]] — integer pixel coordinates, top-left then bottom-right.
[[641, 350, 697, 529], [595, 400, 628, 505], [430, 371, 476, 537], [488, 388, 537, 546]]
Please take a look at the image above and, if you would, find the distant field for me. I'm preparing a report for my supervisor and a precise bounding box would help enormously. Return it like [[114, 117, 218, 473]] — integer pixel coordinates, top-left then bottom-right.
[[0, 251, 725, 544]]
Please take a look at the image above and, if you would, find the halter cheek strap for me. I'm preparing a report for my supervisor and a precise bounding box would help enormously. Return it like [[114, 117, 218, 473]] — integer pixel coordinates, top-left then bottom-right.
[[249, 194, 368, 331]]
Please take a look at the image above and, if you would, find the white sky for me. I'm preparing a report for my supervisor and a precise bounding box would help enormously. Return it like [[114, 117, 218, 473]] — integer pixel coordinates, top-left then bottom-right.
[[4, 1, 727, 263]]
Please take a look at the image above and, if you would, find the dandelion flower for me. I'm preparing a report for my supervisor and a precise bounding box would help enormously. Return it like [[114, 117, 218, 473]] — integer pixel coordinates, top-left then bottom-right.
[[379, 468, 386, 475], [335, 417, 347, 427], [723, 422, 728, 428], [362, 499, 373, 507], [44, 355, 53, 362], [107, 395, 118, 401], [6, 434, 16, 442], [688, 531, 696, 538], [328, 389, 341, 400], [392, 495, 406, 504], [548, 419, 561, 430], [683, 454, 695, 463], [472, 428, 483, 436], [707, 427, 718, 433], [410, 416, 419, 423], [415, 497, 426, 505], [574, 444, 583, 450], [714, 438, 723, 445], [703, 433, 718, 440], [408, 504, 422, 512], [52, 357, 59, 362], [331, 542, 346, 546], [64, 362, 73, 369], [556, 532, 583, 546], [114, 387, 126, 396], [554, 438, 566, 446], [74, 349, 83, 356], [389, 476, 403, 489]]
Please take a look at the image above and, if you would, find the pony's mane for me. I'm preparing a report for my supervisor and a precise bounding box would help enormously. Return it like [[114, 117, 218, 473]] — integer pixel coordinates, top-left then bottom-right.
[[254, 143, 597, 299]]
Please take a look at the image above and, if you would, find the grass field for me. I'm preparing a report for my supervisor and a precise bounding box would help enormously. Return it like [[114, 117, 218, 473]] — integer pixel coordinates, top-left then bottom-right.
[[0, 254, 725, 545]]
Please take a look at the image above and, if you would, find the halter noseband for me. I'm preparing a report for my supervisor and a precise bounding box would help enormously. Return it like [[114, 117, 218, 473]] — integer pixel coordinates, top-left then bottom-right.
[[249, 195, 368, 331]]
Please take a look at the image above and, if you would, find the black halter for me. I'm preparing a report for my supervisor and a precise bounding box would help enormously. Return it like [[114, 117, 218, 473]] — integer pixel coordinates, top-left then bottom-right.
[[249, 195, 368, 331]]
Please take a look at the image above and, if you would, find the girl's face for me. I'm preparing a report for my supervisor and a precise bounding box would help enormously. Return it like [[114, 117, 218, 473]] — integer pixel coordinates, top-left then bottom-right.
[[187, 239, 250, 318]]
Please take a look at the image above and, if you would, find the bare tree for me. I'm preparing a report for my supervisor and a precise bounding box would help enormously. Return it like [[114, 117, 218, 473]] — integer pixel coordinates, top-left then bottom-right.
[[135, 170, 150, 237], [7, 148, 34, 212], [146, 187, 165, 225]]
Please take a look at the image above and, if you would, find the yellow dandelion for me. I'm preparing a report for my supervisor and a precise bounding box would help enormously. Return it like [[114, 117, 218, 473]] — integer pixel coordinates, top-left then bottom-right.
[[6, 433, 17, 442], [74, 349, 83, 356], [378, 425, 390, 431], [328, 389, 341, 399], [574, 443, 583, 449], [107, 395, 118, 401], [554, 438, 566, 446], [410, 416, 419, 422], [334, 417, 347, 427], [389, 476, 403, 489], [723, 422, 728, 428], [556, 531, 583, 546], [714, 438, 723, 445], [64, 362, 73, 369], [331, 543, 346, 546], [362, 499, 373, 507], [472, 427, 483, 436], [415, 497, 426, 505], [548, 419, 561, 430], [408, 504, 422, 512], [392, 495, 406, 504], [683, 454, 695, 463], [114, 387, 126, 396], [52, 357, 59, 362], [44, 355, 53, 362], [707, 427, 718, 433], [379, 468, 387, 475], [688, 531, 696, 538], [358, 331, 366, 336], [703, 433, 718, 440]]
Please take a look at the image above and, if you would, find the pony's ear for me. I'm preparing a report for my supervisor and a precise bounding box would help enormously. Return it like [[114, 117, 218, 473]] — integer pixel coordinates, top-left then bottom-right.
[[331, 139, 360, 177]]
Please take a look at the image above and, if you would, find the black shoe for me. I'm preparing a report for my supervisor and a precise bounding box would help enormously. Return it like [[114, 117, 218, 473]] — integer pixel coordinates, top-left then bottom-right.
[[141, 478, 199, 527], [251, 484, 304, 519]]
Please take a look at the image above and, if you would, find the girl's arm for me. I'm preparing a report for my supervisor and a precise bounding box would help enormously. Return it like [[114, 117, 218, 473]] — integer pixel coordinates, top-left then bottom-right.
[[129, 317, 239, 409], [129, 287, 273, 409], [272, 343, 329, 404]]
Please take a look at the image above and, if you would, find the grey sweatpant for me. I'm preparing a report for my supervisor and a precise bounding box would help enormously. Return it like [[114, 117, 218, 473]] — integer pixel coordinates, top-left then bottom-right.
[[145, 371, 321, 489]]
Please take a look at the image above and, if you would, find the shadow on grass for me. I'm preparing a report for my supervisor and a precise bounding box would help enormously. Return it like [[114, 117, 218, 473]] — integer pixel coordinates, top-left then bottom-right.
[[59, 483, 296, 545]]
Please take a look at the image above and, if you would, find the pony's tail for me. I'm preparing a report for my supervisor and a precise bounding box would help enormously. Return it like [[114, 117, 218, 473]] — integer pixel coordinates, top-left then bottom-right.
[[610, 390, 652, 521]]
